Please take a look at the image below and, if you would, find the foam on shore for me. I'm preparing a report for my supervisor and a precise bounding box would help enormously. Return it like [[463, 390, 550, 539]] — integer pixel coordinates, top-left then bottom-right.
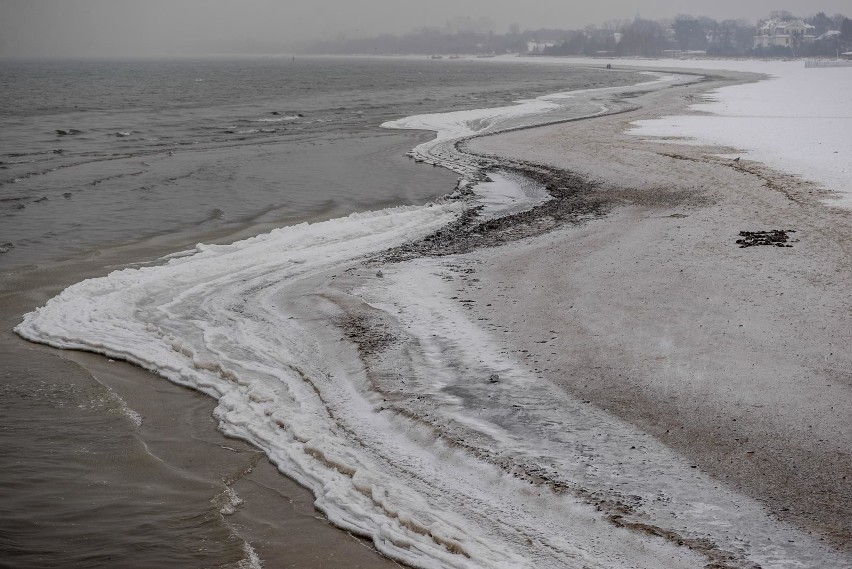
[[382, 71, 686, 179]]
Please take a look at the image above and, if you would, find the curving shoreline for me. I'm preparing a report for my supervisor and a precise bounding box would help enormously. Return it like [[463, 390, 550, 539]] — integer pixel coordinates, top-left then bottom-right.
[[322, 64, 851, 565], [9, 62, 851, 568], [0, 130, 455, 569]]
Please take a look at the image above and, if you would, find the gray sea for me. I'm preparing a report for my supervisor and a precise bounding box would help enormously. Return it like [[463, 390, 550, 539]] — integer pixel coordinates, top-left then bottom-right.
[[0, 56, 641, 568], [0, 56, 639, 269]]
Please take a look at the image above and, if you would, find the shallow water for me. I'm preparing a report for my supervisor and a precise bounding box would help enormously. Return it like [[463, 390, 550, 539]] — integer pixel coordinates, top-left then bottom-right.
[[0, 335, 246, 569], [0, 57, 640, 269]]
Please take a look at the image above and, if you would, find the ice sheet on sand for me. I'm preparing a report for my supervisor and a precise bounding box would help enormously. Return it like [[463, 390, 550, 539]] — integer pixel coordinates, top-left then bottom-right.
[[626, 61, 852, 206], [358, 257, 848, 569], [475, 56, 850, 206], [471, 170, 552, 219], [381, 72, 688, 179], [15, 200, 707, 569]]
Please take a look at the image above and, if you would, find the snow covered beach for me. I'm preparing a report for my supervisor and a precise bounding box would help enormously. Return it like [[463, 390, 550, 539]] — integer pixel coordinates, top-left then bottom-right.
[[15, 60, 852, 568], [627, 60, 852, 207], [483, 56, 852, 207], [467, 58, 852, 561]]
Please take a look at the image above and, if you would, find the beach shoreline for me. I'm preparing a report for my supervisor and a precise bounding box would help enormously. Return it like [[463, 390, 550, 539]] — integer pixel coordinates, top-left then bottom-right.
[[6, 59, 850, 568], [0, 130, 451, 569], [1, 286, 406, 569]]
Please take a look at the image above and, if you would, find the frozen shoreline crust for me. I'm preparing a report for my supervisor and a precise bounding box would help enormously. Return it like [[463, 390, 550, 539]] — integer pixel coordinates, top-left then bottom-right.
[[14, 204, 707, 568], [16, 69, 848, 568], [381, 70, 687, 180]]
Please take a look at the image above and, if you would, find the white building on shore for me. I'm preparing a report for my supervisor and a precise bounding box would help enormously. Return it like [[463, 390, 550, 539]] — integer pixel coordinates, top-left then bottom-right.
[[754, 19, 816, 49], [526, 40, 556, 53]]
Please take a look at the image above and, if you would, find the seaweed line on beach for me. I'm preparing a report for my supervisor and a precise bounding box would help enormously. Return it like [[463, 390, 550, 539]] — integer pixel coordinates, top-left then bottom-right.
[[371, 160, 610, 265], [371, 70, 714, 266]]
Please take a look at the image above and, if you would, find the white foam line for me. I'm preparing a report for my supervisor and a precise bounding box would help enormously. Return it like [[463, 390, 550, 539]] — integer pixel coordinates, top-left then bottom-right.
[[381, 71, 688, 183]]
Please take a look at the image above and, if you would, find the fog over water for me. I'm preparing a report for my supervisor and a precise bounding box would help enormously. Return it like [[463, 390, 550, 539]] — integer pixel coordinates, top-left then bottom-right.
[[1, 0, 849, 58]]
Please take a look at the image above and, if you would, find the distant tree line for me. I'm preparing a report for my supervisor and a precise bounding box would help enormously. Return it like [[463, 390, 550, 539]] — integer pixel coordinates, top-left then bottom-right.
[[308, 28, 528, 56], [306, 11, 851, 58]]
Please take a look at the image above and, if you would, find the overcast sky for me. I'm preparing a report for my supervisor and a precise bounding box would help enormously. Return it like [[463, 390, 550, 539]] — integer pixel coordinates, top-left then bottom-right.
[[1, 0, 849, 58]]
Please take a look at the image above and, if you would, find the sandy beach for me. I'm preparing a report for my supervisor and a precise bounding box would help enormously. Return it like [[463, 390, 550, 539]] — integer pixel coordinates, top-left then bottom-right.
[[8, 60, 851, 568], [465, 66, 852, 549]]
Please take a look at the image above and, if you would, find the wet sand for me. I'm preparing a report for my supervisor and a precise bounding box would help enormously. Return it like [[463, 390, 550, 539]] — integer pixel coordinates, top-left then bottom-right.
[[464, 68, 852, 551]]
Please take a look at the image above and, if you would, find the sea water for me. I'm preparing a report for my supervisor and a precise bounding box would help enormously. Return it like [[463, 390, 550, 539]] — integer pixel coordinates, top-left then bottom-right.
[[0, 56, 639, 269]]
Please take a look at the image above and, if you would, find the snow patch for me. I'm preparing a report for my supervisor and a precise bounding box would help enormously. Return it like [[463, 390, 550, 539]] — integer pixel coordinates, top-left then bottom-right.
[[625, 61, 852, 207]]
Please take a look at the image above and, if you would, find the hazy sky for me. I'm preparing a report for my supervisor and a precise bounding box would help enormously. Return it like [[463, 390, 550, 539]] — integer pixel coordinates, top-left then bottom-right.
[[1, 0, 849, 57]]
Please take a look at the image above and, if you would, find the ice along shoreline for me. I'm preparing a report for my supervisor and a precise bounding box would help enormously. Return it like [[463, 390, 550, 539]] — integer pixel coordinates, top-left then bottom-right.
[[16, 65, 849, 568]]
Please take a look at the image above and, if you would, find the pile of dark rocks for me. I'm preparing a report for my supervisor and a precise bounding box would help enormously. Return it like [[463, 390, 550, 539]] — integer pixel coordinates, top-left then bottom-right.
[[736, 229, 797, 248]]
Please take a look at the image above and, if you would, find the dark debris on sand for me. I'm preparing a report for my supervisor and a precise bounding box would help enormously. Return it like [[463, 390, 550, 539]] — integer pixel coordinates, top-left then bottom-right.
[[371, 161, 609, 265], [736, 229, 798, 248]]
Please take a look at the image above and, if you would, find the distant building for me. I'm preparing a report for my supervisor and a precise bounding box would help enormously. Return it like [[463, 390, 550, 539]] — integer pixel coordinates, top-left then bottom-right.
[[526, 40, 556, 53], [754, 19, 816, 49]]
